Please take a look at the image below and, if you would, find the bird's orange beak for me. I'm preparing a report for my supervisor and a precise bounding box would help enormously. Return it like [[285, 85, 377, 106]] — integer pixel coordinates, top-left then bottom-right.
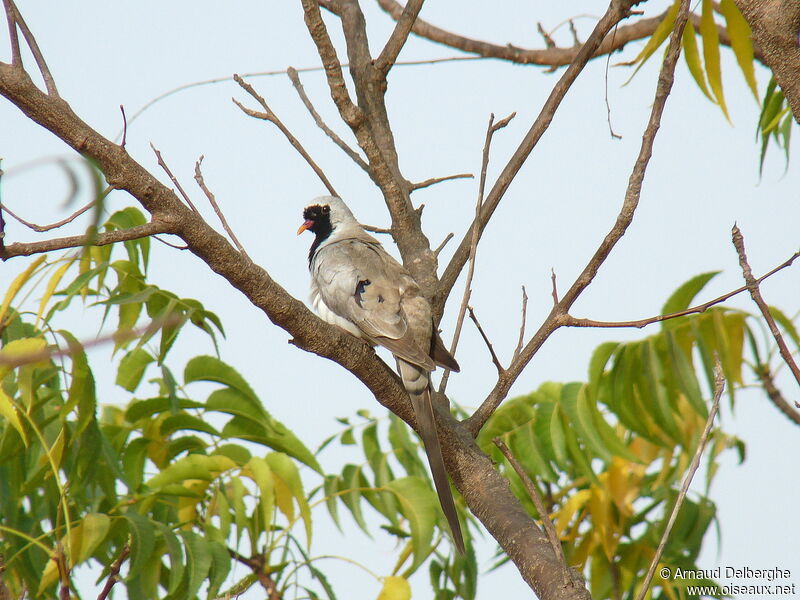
[[297, 219, 314, 235]]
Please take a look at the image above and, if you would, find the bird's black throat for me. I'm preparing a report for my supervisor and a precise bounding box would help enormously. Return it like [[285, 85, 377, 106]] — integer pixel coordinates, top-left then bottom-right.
[[304, 204, 333, 266]]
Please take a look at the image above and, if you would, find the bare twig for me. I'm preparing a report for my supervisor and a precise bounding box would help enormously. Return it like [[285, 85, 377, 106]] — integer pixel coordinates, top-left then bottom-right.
[[194, 156, 251, 262], [96, 546, 130, 600], [563, 249, 800, 328], [732, 224, 800, 390], [635, 362, 724, 600], [0, 220, 172, 260], [753, 363, 800, 426], [410, 172, 473, 191], [153, 235, 188, 250], [119, 105, 128, 149], [150, 143, 200, 213], [374, 0, 425, 74], [512, 286, 528, 361], [438, 1, 643, 312], [494, 438, 566, 567], [466, 0, 692, 436], [537, 22, 556, 49], [1, 198, 99, 233], [229, 550, 282, 599], [8, 0, 58, 95], [434, 232, 454, 257], [440, 112, 513, 393], [233, 74, 338, 197], [0, 159, 5, 253], [550, 269, 559, 305], [361, 223, 392, 235], [287, 66, 371, 174], [604, 25, 623, 140], [469, 306, 504, 374], [2, 0, 21, 65]]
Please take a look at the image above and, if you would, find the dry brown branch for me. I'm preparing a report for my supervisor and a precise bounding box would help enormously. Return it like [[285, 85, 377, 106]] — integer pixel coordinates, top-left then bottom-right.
[[229, 550, 283, 599], [466, 0, 691, 436], [2, 0, 20, 65], [410, 172, 473, 191], [512, 285, 528, 361], [732, 224, 800, 390], [150, 143, 200, 213], [494, 438, 566, 569], [563, 249, 800, 329], [96, 546, 130, 600], [119, 105, 127, 149], [194, 156, 251, 262], [233, 73, 338, 197], [437, 1, 644, 314], [0, 220, 172, 260], [469, 306, 504, 375], [753, 363, 800, 426], [286, 66, 371, 174], [1, 198, 98, 233], [374, 0, 425, 73], [5, 0, 58, 95], [433, 232, 454, 256], [361, 223, 392, 235], [635, 362, 724, 600]]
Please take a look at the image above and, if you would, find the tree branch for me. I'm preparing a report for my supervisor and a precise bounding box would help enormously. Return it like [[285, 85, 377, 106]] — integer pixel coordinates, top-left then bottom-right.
[[732, 224, 800, 390], [0, 220, 173, 260], [753, 363, 800, 426], [4, 0, 58, 95], [466, 0, 690, 436], [374, 0, 425, 74]]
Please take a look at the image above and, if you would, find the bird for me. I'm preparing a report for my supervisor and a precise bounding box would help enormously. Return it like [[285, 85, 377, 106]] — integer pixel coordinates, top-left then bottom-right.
[[297, 195, 465, 553]]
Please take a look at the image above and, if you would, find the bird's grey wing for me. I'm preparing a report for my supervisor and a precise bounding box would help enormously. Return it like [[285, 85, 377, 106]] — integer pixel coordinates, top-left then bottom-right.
[[314, 239, 435, 370]]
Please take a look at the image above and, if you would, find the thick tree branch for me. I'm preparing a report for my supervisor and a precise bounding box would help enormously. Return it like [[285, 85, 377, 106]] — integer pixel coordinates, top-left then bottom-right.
[[734, 0, 800, 120], [437, 0, 646, 316], [466, 0, 690, 435]]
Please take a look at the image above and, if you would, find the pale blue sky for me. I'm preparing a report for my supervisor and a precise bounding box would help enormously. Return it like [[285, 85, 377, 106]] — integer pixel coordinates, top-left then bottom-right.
[[1, 2, 798, 598]]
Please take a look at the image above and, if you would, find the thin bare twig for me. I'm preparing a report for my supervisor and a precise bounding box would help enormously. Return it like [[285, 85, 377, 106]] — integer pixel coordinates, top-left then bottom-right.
[[564, 249, 800, 329], [2, 0, 21, 65], [469, 306, 504, 374], [512, 286, 528, 361], [0, 158, 5, 253], [604, 24, 623, 140], [550, 269, 559, 305], [1, 198, 99, 233], [233, 74, 338, 197], [537, 22, 556, 49], [361, 223, 392, 235], [150, 143, 200, 213], [440, 112, 513, 393], [0, 221, 172, 260], [119, 105, 128, 149], [194, 156, 251, 262], [410, 172, 473, 191], [96, 546, 130, 600], [732, 224, 800, 390], [286, 66, 371, 174], [635, 362, 724, 600], [434, 232, 454, 257], [494, 438, 566, 567], [466, 0, 692, 436], [753, 363, 800, 426], [153, 235, 188, 250], [8, 1, 58, 95], [374, 0, 425, 73]]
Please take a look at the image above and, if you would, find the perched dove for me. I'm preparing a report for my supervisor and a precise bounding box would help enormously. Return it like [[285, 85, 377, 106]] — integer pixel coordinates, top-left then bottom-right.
[[298, 196, 465, 553]]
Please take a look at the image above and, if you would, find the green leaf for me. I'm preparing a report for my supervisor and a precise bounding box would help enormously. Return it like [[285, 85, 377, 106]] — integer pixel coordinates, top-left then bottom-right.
[[700, 0, 730, 120], [125, 397, 203, 422], [207, 540, 232, 598], [116, 348, 155, 392], [160, 413, 221, 437], [123, 512, 156, 580], [146, 454, 236, 489], [386, 477, 437, 572], [665, 331, 707, 418], [682, 20, 713, 101], [661, 271, 720, 318], [560, 383, 612, 461], [323, 475, 342, 530], [58, 330, 96, 436], [245, 456, 275, 531], [769, 305, 800, 350], [155, 523, 185, 594], [718, 0, 758, 100], [177, 530, 213, 599], [184, 355, 258, 402], [341, 464, 371, 534], [266, 452, 313, 547]]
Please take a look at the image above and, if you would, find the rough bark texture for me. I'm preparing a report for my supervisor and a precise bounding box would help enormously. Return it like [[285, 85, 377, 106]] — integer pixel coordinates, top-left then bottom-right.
[[734, 0, 800, 120]]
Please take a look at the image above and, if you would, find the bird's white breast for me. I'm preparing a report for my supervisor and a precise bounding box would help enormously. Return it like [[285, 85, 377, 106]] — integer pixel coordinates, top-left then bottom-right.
[[309, 262, 363, 338]]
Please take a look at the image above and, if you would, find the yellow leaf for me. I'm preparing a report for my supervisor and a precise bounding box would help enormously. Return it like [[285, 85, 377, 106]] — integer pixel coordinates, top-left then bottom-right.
[[700, 0, 730, 120], [0, 389, 28, 447], [0, 255, 47, 326], [0, 337, 48, 380], [555, 489, 591, 534], [625, 0, 681, 83], [719, 0, 758, 100], [682, 20, 713, 100], [36, 259, 74, 326], [377, 576, 411, 600]]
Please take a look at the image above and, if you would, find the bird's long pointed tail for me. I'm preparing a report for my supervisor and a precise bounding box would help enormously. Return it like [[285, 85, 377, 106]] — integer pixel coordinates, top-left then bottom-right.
[[400, 359, 465, 554]]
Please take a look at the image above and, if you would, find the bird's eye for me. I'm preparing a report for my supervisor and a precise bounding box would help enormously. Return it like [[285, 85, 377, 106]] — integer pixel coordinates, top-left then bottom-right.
[[321, 205, 330, 214]]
